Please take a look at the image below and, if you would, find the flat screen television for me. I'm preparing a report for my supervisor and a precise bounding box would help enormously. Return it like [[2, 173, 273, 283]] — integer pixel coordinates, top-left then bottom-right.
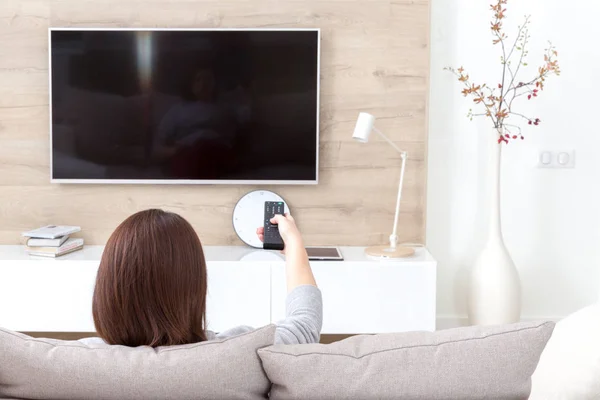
[[49, 28, 320, 184]]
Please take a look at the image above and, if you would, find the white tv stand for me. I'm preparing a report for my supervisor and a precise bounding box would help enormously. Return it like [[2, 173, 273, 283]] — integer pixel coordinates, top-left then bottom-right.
[[0, 245, 437, 334]]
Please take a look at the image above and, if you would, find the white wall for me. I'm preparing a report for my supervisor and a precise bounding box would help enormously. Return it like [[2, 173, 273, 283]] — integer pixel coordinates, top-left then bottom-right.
[[428, 0, 600, 327]]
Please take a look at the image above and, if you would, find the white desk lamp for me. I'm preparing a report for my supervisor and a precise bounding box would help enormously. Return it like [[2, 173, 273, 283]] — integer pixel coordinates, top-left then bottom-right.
[[353, 112, 415, 259]]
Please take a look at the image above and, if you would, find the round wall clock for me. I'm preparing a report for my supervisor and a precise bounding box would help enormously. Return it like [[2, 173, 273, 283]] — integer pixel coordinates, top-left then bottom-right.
[[233, 190, 290, 248]]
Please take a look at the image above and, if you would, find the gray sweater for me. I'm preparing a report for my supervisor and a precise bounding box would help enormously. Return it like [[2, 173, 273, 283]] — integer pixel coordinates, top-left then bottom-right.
[[80, 284, 323, 346]]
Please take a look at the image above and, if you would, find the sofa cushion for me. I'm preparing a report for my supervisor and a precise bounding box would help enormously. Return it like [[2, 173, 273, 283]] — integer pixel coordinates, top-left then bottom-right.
[[258, 321, 554, 400], [529, 303, 600, 399], [0, 324, 275, 400]]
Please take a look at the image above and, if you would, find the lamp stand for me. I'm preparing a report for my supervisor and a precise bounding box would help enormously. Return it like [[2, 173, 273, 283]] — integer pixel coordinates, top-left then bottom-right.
[[365, 135, 415, 259]]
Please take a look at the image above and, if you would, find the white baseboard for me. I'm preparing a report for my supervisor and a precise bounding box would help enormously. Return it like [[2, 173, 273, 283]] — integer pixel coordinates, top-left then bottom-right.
[[436, 315, 563, 330]]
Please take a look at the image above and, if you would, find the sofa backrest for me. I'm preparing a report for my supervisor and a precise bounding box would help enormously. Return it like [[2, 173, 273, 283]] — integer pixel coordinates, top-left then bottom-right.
[[258, 321, 555, 400], [0, 321, 555, 400], [0, 325, 274, 400]]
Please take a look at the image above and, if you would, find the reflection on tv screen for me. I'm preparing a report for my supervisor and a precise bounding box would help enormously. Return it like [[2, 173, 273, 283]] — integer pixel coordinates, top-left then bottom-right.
[[50, 30, 319, 182]]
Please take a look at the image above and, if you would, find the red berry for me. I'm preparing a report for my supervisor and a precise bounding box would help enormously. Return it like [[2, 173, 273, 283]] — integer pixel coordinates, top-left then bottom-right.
[[520, 136, 524, 140], [534, 122, 539, 125], [512, 135, 517, 139], [498, 84, 502, 88], [528, 121, 532, 125], [528, 95, 532, 100], [505, 134, 510, 138]]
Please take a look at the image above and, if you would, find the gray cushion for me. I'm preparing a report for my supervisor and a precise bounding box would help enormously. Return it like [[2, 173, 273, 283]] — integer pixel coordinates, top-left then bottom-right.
[[0, 324, 275, 400], [258, 321, 555, 400]]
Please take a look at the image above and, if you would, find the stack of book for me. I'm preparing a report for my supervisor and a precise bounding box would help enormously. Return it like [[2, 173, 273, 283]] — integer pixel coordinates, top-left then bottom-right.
[[22, 225, 84, 258]]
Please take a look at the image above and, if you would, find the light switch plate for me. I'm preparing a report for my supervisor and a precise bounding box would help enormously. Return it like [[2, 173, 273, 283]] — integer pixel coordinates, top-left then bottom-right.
[[537, 150, 576, 169]]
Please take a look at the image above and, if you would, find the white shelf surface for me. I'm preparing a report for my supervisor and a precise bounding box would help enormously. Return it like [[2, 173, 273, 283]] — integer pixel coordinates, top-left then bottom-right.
[[0, 245, 435, 263]]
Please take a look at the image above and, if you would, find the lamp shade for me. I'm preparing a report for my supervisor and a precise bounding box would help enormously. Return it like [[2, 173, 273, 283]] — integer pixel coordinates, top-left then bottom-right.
[[352, 112, 375, 143]]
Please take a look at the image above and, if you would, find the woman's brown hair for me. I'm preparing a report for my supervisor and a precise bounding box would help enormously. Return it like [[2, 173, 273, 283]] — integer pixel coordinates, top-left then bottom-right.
[[92, 209, 207, 347]]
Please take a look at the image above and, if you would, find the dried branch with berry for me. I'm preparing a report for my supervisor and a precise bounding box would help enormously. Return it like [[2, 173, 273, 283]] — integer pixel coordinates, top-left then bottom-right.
[[444, 0, 561, 144]]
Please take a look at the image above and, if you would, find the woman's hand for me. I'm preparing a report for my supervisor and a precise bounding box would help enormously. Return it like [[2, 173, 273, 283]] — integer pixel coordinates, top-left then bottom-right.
[[154, 145, 178, 160], [256, 213, 304, 252], [257, 213, 316, 292]]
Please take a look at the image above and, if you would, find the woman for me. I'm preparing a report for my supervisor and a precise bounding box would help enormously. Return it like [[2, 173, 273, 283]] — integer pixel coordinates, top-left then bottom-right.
[[82, 209, 321, 347], [154, 67, 239, 179]]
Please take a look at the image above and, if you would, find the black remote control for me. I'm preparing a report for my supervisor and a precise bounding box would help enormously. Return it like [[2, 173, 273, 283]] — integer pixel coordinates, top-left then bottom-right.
[[263, 201, 285, 251]]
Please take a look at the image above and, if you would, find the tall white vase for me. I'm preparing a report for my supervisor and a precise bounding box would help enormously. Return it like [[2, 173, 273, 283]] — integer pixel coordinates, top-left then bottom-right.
[[468, 128, 521, 325]]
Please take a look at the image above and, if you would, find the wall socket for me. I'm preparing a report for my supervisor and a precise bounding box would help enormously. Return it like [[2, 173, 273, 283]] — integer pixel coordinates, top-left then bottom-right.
[[537, 150, 576, 169]]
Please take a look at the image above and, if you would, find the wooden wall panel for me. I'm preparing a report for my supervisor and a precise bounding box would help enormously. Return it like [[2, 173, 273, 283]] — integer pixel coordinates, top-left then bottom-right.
[[0, 0, 430, 246]]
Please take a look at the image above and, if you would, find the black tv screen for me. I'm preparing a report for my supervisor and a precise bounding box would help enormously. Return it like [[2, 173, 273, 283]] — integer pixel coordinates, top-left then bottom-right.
[[50, 29, 319, 184]]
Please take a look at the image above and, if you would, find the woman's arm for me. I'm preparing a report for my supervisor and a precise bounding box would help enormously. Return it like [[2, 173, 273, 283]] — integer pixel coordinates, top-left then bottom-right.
[[153, 105, 179, 160], [259, 214, 316, 292], [257, 214, 322, 344]]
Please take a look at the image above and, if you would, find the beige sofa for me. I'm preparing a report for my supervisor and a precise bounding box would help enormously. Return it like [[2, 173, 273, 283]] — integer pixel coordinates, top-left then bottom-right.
[[0, 320, 555, 400]]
